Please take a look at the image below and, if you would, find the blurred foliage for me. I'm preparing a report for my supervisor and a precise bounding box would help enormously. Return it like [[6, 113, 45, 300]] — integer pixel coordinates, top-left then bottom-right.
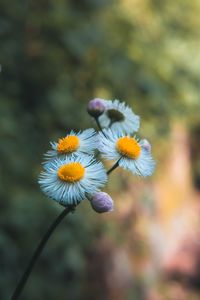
[[0, 0, 200, 299]]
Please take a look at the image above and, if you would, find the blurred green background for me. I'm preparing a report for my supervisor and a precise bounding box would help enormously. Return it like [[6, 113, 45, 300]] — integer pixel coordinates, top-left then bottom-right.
[[1, 0, 200, 299]]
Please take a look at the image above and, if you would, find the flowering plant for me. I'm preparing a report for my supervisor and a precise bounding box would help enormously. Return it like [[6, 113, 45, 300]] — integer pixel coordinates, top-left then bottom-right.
[[11, 98, 155, 299]]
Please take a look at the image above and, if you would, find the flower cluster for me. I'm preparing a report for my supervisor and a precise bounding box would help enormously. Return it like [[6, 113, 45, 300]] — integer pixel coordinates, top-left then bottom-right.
[[39, 98, 155, 213]]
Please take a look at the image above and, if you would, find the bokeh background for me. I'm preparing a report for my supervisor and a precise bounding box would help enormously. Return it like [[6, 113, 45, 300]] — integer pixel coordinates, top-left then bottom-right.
[[1, 0, 200, 299]]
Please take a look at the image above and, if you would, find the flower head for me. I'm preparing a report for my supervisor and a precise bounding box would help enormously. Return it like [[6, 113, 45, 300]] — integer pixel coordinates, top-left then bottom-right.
[[45, 128, 97, 159], [90, 192, 114, 213], [39, 155, 107, 206], [98, 99, 140, 134], [87, 98, 106, 118], [98, 129, 155, 176]]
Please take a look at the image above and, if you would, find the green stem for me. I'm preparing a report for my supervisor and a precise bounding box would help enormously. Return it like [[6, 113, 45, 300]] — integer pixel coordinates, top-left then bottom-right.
[[10, 206, 74, 300]]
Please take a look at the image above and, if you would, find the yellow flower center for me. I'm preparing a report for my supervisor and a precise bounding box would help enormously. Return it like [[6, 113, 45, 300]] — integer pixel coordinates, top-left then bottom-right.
[[116, 136, 141, 159], [57, 135, 79, 154], [57, 162, 85, 183]]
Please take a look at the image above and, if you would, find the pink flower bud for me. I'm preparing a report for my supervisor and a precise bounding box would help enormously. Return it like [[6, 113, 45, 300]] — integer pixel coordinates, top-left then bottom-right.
[[87, 98, 105, 118], [90, 192, 114, 213], [141, 139, 151, 152]]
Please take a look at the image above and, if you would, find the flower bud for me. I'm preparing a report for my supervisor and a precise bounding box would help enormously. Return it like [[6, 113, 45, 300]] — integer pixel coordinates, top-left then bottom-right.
[[90, 192, 114, 213], [141, 139, 151, 152], [87, 98, 105, 118]]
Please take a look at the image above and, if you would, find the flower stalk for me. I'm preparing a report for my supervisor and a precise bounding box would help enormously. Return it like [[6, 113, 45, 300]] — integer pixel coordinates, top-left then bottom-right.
[[94, 116, 106, 137], [106, 158, 121, 175], [10, 206, 74, 300]]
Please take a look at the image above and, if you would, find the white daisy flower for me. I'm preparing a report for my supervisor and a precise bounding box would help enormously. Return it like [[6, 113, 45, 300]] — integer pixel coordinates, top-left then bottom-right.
[[45, 128, 97, 159], [98, 99, 140, 134], [98, 129, 155, 176], [39, 155, 108, 206]]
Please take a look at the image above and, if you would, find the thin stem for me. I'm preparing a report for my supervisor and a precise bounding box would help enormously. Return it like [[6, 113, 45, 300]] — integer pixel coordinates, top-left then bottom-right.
[[107, 158, 121, 175], [94, 117, 106, 137], [94, 116, 102, 131], [11, 205, 74, 300]]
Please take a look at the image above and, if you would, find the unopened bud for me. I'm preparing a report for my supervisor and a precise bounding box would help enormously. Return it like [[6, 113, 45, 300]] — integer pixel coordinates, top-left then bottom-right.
[[141, 139, 151, 152], [87, 98, 105, 118], [90, 192, 114, 213]]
